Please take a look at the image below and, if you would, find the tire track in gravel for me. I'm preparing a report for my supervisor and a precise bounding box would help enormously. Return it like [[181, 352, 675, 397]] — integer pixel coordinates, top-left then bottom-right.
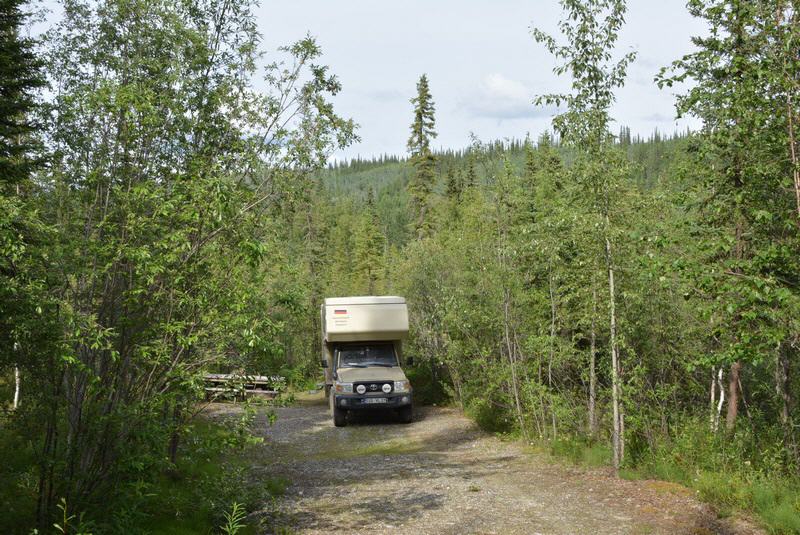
[[208, 394, 763, 535]]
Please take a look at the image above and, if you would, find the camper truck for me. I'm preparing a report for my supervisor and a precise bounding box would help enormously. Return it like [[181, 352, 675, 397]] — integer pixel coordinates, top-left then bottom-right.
[[321, 296, 413, 427]]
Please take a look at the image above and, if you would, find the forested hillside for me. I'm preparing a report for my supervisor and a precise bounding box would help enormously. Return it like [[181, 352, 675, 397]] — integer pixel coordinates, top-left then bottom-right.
[[1, 0, 799, 532]]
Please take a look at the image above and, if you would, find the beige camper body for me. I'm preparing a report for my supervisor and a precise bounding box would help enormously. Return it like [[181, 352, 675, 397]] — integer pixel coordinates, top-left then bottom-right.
[[321, 296, 413, 426], [322, 296, 409, 342]]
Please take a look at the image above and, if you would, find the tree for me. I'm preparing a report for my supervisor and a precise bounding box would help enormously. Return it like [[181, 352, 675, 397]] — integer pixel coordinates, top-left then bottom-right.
[[0, 0, 43, 185], [25, 0, 355, 522], [407, 74, 437, 239], [354, 188, 387, 294], [658, 0, 800, 450], [444, 166, 462, 202], [533, 0, 636, 472], [0, 0, 47, 411]]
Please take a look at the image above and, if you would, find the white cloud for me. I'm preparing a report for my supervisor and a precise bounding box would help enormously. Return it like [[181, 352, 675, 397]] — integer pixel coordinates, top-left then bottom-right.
[[462, 73, 555, 121], [256, 0, 706, 159], [483, 73, 529, 102]]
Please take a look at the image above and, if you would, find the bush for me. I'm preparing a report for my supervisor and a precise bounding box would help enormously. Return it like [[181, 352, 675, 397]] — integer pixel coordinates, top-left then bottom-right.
[[465, 397, 514, 434], [405, 364, 450, 406]]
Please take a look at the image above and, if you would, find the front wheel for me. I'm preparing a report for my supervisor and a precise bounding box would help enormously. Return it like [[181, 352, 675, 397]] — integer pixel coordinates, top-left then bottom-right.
[[333, 405, 348, 427], [330, 391, 347, 427], [398, 404, 413, 424]]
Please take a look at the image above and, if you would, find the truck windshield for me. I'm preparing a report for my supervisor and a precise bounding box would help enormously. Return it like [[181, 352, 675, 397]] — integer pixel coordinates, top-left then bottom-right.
[[337, 344, 397, 368]]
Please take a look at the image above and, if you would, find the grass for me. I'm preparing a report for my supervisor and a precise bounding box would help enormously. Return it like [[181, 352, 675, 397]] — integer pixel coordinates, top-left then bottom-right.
[[627, 464, 800, 534], [522, 434, 800, 534], [130, 417, 285, 534], [386, 379, 800, 535], [523, 437, 611, 469], [0, 408, 285, 534]]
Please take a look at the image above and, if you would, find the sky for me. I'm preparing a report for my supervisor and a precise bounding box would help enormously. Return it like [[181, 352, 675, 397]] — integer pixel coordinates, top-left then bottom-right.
[[256, 0, 707, 161]]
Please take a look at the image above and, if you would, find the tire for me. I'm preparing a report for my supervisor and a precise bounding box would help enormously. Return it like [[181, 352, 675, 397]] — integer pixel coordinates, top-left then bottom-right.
[[331, 390, 347, 427], [398, 404, 413, 424], [333, 405, 348, 427]]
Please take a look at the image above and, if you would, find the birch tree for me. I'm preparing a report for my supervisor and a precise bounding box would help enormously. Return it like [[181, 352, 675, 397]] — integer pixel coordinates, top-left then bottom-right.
[[533, 0, 636, 472]]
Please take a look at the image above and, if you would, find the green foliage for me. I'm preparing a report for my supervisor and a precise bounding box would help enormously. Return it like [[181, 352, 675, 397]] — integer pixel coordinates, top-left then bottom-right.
[[2, 0, 800, 533], [0, 0, 45, 185], [407, 74, 438, 239], [0, 0, 52, 397], [219, 502, 247, 535], [53, 498, 95, 535], [407, 74, 437, 155], [547, 439, 611, 468], [658, 0, 800, 434], [2, 0, 355, 528], [404, 364, 448, 406], [532, 0, 636, 150]]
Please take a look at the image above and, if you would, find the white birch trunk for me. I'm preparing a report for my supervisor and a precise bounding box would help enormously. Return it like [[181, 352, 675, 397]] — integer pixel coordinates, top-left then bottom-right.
[[606, 232, 622, 472], [14, 367, 21, 409], [713, 368, 725, 432], [588, 285, 597, 436]]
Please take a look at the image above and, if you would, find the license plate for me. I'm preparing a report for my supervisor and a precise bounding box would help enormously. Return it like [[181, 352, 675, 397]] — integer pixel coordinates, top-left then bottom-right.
[[363, 397, 388, 404]]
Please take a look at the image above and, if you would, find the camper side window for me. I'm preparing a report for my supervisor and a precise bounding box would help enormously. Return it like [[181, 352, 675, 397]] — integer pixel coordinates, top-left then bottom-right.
[[335, 344, 397, 368]]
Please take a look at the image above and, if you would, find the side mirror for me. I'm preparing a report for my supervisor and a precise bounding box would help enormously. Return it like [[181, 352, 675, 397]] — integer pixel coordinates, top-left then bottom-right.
[[320, 359, 328, 368], [406, 356, 414, 366]]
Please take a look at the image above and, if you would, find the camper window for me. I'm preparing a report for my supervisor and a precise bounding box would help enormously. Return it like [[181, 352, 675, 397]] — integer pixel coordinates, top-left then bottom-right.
[[336, 344, 397, 368]]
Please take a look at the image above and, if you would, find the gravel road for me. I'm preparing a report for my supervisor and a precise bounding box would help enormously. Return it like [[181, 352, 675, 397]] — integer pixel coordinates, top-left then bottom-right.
[[208, 393, 762, 535]]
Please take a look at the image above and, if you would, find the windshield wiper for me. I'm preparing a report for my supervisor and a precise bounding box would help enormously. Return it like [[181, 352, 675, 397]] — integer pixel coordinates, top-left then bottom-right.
[[340, 363, 367, 368], [363, 362, 395, 367]]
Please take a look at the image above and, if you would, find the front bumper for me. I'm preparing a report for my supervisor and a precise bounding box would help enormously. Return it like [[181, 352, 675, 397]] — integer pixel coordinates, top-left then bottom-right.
[[334, 392, 412, 410]]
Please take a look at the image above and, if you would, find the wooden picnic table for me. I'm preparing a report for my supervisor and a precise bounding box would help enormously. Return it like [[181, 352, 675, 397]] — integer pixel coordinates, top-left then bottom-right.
[[203, 373, 285, 400]]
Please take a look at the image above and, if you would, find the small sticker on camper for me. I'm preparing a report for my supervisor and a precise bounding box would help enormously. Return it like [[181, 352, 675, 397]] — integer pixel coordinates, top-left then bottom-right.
[[334, 309, 347, 315]]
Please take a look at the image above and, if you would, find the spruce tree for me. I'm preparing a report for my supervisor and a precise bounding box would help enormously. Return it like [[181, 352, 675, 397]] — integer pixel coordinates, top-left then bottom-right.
[[464, 152, 477, 190], [0, 0, 44, 187], [354, 188, 386, 294], [407, 74, 437, 239], [524, 136, 538, 184], [444, 166, 462, 201], [0, 0, 46, 417]]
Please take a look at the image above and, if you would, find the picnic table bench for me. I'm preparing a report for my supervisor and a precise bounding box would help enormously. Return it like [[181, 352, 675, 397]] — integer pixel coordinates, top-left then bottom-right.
[[203, 373, 286, 401]]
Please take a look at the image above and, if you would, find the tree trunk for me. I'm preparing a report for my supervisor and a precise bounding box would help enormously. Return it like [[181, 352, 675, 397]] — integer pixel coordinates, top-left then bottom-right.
[[168, 405, 182, 464], [548, 268, 556, 388], [780, 4, 800, 220], [619, 397, 625, 462], [588, 286, 597, 437], [776, 342, 798, 465], [416, 204, 428, 240], [715, 368, 725, 433], [606, 232, 622, 472], [789, 95, 800, 220], [13, 366, 20, 409], [725, 361, 741, 431], [503, 289, 525, 434]]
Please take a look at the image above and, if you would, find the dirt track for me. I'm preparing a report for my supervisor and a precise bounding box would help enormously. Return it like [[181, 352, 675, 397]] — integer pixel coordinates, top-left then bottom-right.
[[208, 394, 762, 535]]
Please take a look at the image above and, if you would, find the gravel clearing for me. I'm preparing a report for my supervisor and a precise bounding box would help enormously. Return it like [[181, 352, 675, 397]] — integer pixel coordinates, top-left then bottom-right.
[[206, 393, 763, 535]]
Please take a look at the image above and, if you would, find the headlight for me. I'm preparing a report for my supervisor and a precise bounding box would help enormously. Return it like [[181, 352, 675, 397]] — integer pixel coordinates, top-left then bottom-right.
[[394, 380, 410, 393], [335, 382, 353, 393]]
